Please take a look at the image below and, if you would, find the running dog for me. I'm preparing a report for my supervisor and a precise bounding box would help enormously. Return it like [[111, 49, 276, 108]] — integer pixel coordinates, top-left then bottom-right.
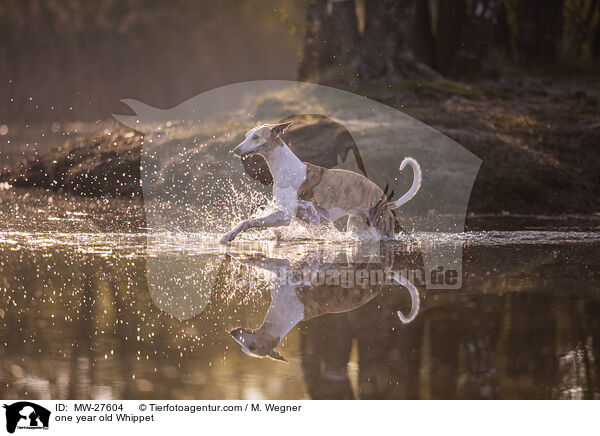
[[220, 122, 421, 244]]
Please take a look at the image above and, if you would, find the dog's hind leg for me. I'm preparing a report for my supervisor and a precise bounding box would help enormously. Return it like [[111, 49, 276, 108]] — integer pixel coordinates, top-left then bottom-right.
[[220, 211, 291, 244], [368, 197, 395, 239]]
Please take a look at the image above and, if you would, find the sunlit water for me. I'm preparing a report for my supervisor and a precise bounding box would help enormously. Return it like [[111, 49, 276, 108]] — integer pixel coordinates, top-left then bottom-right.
[[1, 188, 600, 399]]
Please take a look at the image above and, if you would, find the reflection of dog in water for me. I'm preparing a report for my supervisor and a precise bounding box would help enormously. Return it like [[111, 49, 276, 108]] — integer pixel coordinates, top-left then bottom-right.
[[229, 245, 420, 362], [221, 121, 421, 243], [3, 402, 51, 434]]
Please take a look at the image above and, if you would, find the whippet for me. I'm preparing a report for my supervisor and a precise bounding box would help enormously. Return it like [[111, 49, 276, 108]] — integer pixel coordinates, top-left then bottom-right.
[[220, 122, 421, 244]]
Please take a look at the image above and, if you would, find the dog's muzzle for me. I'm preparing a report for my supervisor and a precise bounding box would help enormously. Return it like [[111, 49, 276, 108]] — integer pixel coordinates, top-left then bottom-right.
[[233, 145, 253, 157]]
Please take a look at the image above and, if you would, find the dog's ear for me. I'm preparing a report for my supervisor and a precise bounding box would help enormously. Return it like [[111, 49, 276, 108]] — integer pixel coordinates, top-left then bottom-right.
[[271, 121, 293, 136], [268, 349, 288, 362]]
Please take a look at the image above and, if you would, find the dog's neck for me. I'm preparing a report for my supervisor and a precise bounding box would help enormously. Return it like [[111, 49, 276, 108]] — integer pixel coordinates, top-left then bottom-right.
[[256, 283, 306, 345], [261, 140, 306, 187]]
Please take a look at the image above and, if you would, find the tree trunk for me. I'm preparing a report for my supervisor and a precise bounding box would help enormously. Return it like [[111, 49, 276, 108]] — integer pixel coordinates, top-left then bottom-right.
[[435, 0, 467, 76], [515, 0, 565, 63], [493, 0, 511, 54], [331, 0, 360, 65], [298, 0, 333, 81], [299, 0, 441, 82], [447, 0, 511, 77], [593, 0, 600, 59], [352, 0, 440, 81], [351, 0, 389, 79], [412, 0, 435, 67]]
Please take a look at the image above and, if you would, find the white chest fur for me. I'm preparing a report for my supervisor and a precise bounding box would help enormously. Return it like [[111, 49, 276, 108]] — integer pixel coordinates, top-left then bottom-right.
[[260, 282, 306, 342], [263, 143, 307, 214]]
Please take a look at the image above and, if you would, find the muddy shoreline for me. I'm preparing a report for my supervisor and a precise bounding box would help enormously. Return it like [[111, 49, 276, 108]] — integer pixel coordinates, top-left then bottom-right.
[[1, 75, 599, 222]]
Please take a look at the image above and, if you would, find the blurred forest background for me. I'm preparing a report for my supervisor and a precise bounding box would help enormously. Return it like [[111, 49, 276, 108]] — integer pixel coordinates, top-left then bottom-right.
[[0, 0, 305, 125], [0, 0, 599, 214], [1, 0, 598, 125], [299, 0, 600, 81]]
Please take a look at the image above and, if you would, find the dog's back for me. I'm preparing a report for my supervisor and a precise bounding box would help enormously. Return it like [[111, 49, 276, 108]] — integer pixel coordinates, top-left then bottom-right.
[[298, 163, 394, 236], [300, 165, 383, 213]]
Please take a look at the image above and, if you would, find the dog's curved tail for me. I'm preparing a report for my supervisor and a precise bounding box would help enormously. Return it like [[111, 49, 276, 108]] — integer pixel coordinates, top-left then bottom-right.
[[393, 273, 420, 324], [390, 157, 421, 210]]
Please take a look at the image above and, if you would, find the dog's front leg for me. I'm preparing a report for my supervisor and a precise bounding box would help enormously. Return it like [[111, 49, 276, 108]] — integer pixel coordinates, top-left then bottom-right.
[[220, 211, 292, 244]]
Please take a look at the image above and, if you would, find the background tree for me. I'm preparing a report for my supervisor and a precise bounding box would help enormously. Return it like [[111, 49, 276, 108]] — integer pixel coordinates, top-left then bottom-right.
[[412, 0, 436, 67], [514, 0, 565, 63], [298, 0, 333, 81], [298, 0, 598, 82], [299, 0, 439, 82], [435, 0, 467, 76]]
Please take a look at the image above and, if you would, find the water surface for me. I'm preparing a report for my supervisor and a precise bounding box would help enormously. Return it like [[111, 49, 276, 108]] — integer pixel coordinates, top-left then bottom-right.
[[1, 188, 600, 399]]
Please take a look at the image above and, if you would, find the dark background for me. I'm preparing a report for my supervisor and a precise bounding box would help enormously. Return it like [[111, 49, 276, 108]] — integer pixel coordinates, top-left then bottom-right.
[[0, 0, 305, 123], [2, 0, 598, 124]]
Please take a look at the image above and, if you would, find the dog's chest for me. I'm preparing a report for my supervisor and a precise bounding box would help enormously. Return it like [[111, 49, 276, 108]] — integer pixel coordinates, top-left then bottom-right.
[[272, 164, 307, 213]]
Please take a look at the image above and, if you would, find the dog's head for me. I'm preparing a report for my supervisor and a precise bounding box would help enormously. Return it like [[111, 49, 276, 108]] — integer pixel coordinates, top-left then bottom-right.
[[230, 327, 287, 362], [233, 122, 292, 158]]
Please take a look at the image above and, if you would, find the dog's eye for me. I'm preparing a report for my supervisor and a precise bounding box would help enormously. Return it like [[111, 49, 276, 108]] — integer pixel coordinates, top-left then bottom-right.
[[252, 134, 259, 140]]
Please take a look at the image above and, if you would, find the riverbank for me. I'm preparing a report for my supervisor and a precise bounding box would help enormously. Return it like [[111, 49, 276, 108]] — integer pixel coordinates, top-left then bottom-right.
[[1, 74, 599, 218]]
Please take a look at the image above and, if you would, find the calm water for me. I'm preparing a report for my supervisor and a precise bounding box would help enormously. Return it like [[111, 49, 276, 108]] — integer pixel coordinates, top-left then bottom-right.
[[1, 188, 600, 399]]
